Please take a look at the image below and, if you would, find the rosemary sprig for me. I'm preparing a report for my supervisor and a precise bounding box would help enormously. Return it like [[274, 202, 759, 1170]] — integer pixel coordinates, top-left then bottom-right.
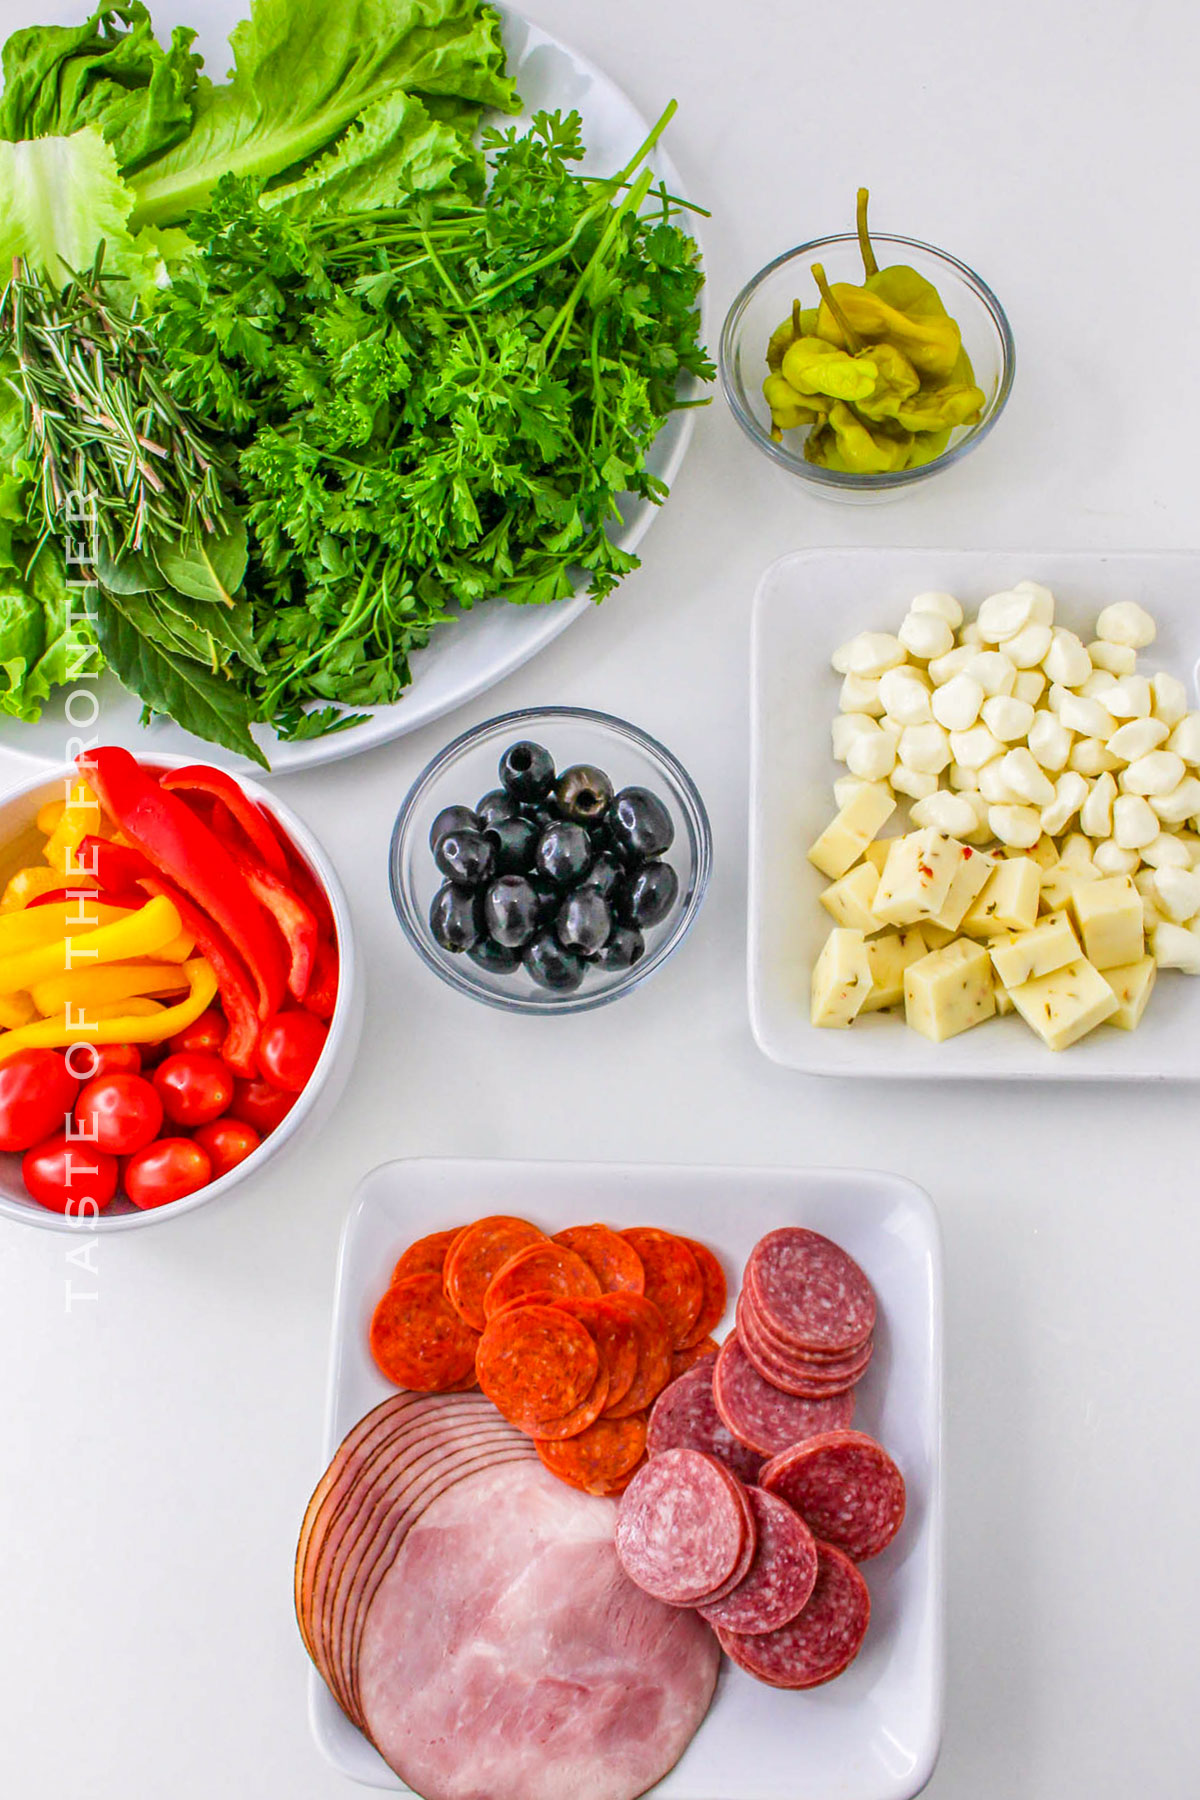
[[0, 249, 231, 559]]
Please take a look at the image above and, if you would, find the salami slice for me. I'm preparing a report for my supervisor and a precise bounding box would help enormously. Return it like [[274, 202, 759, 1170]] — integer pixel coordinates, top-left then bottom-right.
[[717, 1539, 870, 1688], [555, 1295, 642, 1415], [601, 1293, 674, 1419], [739, 1291, 873, 1378], [746, 1228, 876, 1356], [390, 1228, 462, 1285], [760, 1430, 905, 1562], [615, 1448, 753, 1605], [369, 1274, 480, 1391], [677, 1238, 728, 1348], [698, 1486, 818, 1635], [713, 1336, 855, 1456], [647, 1359, 764, 1486], [671, 1338, 719, 1381], [736, 1298, 870, 1399], [620, 1229, 704, 1348], [553, 1223, 646, 1295], [535, 1414, 649, 1494], [484, 1241, 601, 1319], [476, 1303, 600, 1432], [444, 1216, 546, 1330]]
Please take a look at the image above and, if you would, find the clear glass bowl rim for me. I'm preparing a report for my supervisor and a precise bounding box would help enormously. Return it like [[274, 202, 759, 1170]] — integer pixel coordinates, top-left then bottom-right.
[[718, 230, 1016, 491], [388, 704, 713, 1015]]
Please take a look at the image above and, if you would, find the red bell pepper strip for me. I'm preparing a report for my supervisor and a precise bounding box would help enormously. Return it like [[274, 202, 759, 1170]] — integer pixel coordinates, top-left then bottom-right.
[[305, 935, 339, 1021], [206, 808, 319, 1002], [78, 748, 286, 1021], [158, 765, 290, 881], [77, 834, 153, 893], [136, 873, 260, 1076], [29, 886, 144, 911]]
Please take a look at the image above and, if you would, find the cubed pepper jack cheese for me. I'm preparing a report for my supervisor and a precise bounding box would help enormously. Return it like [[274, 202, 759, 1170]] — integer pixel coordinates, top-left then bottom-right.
[[819, 862, 881, 933], [873, 829, 963, 925], [1007, 957, 1119, 1050], [961, 857, 1041, 937], [1068, 875, 1144, 971], [860, 926, 930, 1013], [932, 845, 996, 931], [1039, 859, 1101, 915], [1102, 956, 1157, 1030], [810, 928, 872, 1028], [903, 939, 996, 1042], [807, 786, 896, 881], [863, 837, 893, 874], [989, 910, 1081, 988]]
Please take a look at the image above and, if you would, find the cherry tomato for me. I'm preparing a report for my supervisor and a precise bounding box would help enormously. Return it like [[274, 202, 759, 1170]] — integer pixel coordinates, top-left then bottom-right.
[[169, 1008, 226, 1056], [193, 1118, 261, 1179], [22, 1131, 119, 1217], [0, 1049, 79, 1152], [257, 1011, 328, 1093], [73, 1074, 163, 1155], [124, 1138, 212, 1210], [87, 1043, 142, 1080], [228, 1076, 296, 1136], [153, 1052, 234, 1127]]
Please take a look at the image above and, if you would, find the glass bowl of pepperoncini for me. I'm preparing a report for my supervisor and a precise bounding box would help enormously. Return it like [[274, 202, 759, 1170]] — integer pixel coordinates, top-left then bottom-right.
[[720, 192, 1014, 499]]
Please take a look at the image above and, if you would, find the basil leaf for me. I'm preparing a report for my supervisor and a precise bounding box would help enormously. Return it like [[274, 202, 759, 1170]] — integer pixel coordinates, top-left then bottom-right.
[[153, 513, 248, 605]]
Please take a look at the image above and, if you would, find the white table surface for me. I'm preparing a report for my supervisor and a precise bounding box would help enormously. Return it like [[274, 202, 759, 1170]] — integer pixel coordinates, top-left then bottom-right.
[[1, 1, 1197, 1795]]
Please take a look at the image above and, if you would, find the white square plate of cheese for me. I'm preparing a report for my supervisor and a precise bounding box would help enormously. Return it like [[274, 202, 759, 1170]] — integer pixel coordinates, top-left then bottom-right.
[[749, 549, 1200, 1080], [308, 1158, 943, 1800]]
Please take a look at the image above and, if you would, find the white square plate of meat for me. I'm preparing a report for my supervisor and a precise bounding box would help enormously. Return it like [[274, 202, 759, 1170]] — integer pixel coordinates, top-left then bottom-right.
[[305, 1158, 943, 1800]]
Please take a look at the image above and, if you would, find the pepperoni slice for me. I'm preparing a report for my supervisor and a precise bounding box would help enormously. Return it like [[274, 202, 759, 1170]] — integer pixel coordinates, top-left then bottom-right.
[[716, 1540, 870, 1687], [444, 1216, 546, 1331], [369, 1275, 480, 1392], [671, 1337, 719, 1382], [745, 1229, 876, 1356], [620, 1229, 703, 1348], [535, 1414, 648, 1494], [483, 1241, 601, 1320], [615, 1448, 752, 1605], [713, 1336, 855, 1455], [678, 1237, 728, 1347], [390, 1228, 462, 1286], [475, 1303, 599, 1432], [553, 1223, 645, 1295], [647, 1358, 764, 1487], [554, 1295, 642, 1415], [527, 1361, 611, 1441], [699, 1486, 819, 1635], [600, 1293, 673, 1419], [760, 1430, 905, 1562]]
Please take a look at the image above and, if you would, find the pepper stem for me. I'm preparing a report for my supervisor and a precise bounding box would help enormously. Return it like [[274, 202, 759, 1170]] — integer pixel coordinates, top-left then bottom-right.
[[811, 262, 863, 352], [792, 299, 803, 338], [856, 187, 878, 278]]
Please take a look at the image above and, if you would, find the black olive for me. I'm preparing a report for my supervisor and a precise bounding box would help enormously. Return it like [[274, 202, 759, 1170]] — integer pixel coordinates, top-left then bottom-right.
[[429, 883, 483, 952], [616, 860, 679, 929], [486, 815, 540, 874], [529, 877, 561, 926], [434, 828, 494, 887], [608, 787, 675, 861], [520, 801, 557, 831], [578, 851, 623, 901], [484, 875, 541, 948], [468, 936, 523, 975], [524, 931, 586, 992], [556, 889, 612, 954], [475, 788, 522, 831], [595, 924, 645, 970], [535, 821, 592, 886], [554, 763, 614, 825], [499, 740, 556, 802], [429, 804, 479, 851]]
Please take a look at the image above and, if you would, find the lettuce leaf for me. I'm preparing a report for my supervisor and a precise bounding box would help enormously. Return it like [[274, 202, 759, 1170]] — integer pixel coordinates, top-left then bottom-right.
[[0, 3, 202, 175], [0, 541, 101, 723], [0, 127, 168, 294], [266, 87, 480, 215], [127, 0, 517, 227]]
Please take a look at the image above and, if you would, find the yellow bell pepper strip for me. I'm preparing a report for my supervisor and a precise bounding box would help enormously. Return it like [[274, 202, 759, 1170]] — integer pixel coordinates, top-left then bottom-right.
[[43, 778, 107, 877], [0, 992, 35, 1029], [0, 895, 183, 996], [0, 958, 218, 1060], [0, 865, 94, 912], [35, 798, 66, 836], [0, 900, 136, 952], [31, 962, 190, 1016]]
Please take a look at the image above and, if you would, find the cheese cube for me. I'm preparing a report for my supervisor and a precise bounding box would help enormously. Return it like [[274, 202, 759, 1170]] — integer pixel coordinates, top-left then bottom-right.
[[920, 923, 958, 949], [1068, 876, 1144, 971], [1002, 835, 1058, 871], [820, 863, 881, 933], [863, 837, 893, 874], [873, 829, 962, 925], [1007, 957, 1119, 1050], [989, 911, 1081, 988], [808, 786, 896, 880], [1102, 956, 1157, 1030], [810, 929, 872, 1028], [932, 845, 996, 931], [961, 858, 1041, 937], [1038, 859, 1101, 914], [903, 939, 996, 1042], [860, 926, 930, 1013], [994, 982, 1015, 1015]]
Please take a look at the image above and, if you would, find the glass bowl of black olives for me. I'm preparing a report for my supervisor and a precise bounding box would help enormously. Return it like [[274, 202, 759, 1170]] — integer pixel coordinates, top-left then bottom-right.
[[389, 707, 712, 1013]]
